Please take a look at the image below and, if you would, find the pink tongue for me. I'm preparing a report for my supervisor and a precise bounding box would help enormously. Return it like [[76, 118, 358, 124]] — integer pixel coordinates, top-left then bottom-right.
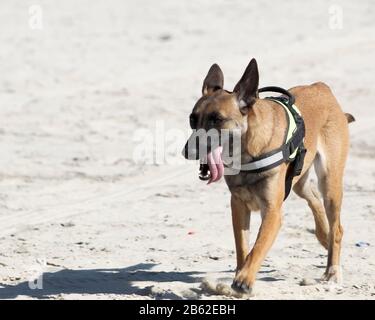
[[207, 146, 224, 184]]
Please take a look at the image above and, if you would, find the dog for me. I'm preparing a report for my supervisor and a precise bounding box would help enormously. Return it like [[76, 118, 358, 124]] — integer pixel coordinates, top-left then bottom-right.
[[183, 58, 354, 294]]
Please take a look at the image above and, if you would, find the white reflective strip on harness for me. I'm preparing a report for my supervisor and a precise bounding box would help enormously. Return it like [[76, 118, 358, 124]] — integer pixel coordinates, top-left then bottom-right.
[[234, 150, 284, 171]]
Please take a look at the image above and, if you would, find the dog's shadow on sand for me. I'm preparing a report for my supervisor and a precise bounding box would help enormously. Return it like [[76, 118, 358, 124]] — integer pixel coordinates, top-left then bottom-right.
[[0, 263, 204, 299]]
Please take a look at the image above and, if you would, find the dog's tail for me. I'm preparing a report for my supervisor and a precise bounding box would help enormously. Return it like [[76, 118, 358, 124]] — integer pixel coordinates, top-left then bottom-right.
[[345, 113, 355, 123]]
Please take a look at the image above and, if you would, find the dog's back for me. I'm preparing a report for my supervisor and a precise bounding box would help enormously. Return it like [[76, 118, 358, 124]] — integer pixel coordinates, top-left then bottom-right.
[[289, 82, 353, 180]]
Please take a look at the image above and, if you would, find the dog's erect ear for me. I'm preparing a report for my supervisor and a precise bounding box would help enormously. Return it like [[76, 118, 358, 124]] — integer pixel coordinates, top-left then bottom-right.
[[233, 58, 259, 114], [202, 64, 224, 95]]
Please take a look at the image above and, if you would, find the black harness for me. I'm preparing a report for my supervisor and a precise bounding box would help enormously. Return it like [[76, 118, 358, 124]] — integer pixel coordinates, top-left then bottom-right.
[[236, 86, 307, 200]]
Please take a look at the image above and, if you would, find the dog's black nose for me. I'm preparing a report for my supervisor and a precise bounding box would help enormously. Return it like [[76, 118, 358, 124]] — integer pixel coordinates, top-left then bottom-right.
[[182, 139, 200, 160]]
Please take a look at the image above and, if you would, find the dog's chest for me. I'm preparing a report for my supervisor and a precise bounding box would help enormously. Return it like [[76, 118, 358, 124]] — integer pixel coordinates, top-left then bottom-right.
[[224, 171, 271, 212]]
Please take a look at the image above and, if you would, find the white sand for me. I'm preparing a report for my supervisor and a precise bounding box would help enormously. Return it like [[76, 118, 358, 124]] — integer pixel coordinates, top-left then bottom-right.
[[0, 0, 374, 299]]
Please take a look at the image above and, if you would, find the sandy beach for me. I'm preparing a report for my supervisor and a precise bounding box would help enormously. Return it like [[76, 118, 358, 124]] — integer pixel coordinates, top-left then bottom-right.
[[0, 0, 374, 299]]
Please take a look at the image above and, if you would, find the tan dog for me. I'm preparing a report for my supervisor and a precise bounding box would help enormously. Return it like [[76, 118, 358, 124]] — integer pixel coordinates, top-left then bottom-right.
[[183, 58, 354, 294]]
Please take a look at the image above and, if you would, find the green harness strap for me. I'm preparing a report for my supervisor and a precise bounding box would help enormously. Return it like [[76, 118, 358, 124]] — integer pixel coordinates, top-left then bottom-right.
[[266, 98, 302, 160]]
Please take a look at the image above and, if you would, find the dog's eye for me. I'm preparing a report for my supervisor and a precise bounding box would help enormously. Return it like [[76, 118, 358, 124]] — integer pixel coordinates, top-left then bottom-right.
[[208, 112, 224, 126], [189, 113, 198, 129]]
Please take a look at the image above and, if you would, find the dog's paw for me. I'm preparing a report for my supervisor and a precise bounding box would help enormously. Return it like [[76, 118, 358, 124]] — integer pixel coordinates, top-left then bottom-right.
[[231, 273, 253, 295], [231, 280, 252, 294], [321, 265, 342, 284]]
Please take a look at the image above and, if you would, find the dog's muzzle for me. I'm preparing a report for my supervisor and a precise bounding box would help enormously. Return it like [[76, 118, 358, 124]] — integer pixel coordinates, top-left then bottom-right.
[[182, 133, 211, 180], [182, 136, 200, 160], [182, 131, 224, 183]]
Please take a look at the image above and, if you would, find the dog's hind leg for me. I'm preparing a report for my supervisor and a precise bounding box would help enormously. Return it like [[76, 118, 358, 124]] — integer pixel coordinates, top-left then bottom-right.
[[293, 169, 329, 249], [315, 122, 349, 283]]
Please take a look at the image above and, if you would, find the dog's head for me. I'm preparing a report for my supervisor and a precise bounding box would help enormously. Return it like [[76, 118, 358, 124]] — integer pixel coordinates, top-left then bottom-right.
[[183, 58, 260, 183]]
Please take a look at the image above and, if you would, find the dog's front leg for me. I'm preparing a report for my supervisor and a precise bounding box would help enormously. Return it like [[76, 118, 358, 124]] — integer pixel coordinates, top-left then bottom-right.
[[232, 203, 282, 294], [231, 195, 250, 272]]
